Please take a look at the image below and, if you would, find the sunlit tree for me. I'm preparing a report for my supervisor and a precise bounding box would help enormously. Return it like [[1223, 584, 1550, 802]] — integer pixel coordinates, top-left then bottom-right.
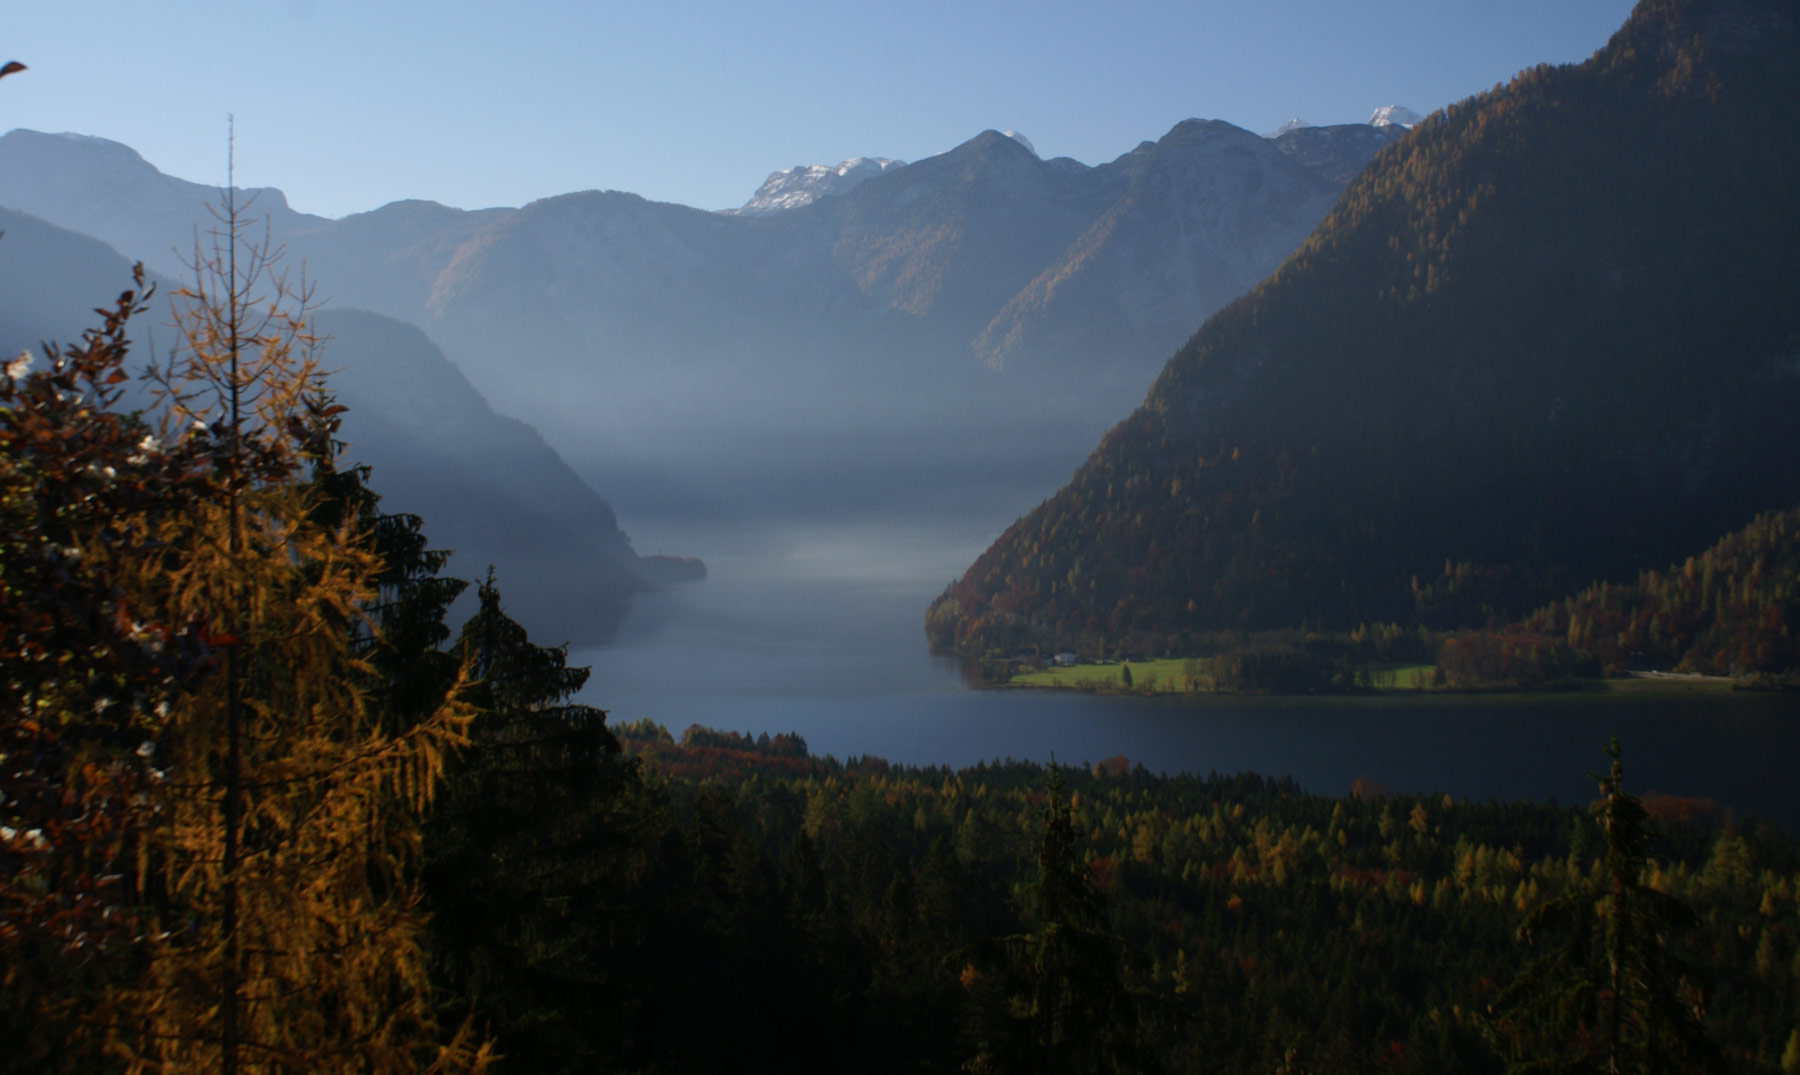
[[0, 161, 492, 1071]]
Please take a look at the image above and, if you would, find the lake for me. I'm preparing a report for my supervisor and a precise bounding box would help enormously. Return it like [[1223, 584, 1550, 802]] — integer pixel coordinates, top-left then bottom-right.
[[571, 523, 1800, 831]]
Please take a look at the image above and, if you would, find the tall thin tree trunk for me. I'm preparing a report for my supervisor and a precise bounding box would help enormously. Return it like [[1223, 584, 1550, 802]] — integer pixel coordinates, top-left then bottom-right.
[[220, 125, 243, 1075]]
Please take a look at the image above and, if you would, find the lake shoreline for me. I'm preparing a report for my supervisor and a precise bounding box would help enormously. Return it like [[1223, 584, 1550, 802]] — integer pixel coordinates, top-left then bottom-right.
[[986, 655, 1771, 705], [985, 670, 1753, 703]]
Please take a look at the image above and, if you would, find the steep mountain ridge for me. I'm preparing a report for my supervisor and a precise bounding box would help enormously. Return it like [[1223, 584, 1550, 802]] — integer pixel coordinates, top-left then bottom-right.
[[928, 0, 1800, 657], [974, 119, 1347, 375], [820, 130, 1108, 330], [0, 129, 325, 278]]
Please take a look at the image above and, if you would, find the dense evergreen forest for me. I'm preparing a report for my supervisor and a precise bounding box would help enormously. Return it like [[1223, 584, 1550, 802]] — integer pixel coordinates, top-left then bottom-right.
[[929, 0, 1800, 661], [579, 727, 1799, 1075], [963, 500, 1800, 694]]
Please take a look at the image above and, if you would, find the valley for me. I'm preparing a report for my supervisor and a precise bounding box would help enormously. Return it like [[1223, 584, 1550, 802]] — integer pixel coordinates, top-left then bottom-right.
[[4, 1, 1798, 1068]]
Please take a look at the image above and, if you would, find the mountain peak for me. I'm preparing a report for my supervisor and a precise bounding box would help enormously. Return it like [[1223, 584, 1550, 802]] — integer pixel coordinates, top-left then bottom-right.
[[1001, 130, 1037, 157], [4, 128, 152, 171], [963, 128, 1036, 154], [729, 155, 906, 216], [1368, 104, 1424, 128], [1158, 118, 1261, 145], [1265, 118, 1312, 138]]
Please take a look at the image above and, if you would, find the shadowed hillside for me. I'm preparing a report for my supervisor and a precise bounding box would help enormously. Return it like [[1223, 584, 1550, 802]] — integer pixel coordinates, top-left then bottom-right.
[[929, 0, 1800, 658]]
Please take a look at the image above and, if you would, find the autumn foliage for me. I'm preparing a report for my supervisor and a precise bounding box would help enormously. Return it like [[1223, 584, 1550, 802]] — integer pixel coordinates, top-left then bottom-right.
[[1, 203, 489, 1071]]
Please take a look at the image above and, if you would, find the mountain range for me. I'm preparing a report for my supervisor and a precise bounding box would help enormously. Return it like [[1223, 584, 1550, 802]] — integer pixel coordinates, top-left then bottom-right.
[[0, 115, 1406, 529], [926, 0, 1800, 657]]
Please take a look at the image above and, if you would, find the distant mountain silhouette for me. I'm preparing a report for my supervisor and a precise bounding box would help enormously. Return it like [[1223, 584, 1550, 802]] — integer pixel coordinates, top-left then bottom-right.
[[0, 206, 647, 643]]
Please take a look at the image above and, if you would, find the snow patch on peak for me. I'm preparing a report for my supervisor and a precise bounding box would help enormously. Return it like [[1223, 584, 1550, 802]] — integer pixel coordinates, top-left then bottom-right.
[[1265, 118, 1311, 138], [728, 156, 907, 216], [1001, 130, 1037, 157], [1367, 105, 1423, 128]]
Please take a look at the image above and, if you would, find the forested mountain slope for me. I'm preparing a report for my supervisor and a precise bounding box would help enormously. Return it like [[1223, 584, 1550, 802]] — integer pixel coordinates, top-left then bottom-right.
[[1520, 504, 1800, 677], [929, 0, 1800, 658]]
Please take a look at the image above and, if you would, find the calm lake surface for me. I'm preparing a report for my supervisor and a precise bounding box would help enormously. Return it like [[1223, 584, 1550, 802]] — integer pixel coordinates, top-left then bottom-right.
[[571, 526, 1800, 831]]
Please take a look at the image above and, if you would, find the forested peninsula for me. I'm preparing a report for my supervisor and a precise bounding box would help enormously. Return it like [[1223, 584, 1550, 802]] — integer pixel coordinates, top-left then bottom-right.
[[980, 504, 1800, 694]]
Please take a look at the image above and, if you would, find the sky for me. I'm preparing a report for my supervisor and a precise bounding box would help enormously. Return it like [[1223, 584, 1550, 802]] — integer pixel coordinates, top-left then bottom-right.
[[6, 0, 1638, 219]]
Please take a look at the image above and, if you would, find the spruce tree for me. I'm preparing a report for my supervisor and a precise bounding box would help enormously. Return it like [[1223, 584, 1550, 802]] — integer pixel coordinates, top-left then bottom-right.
[[1490, 739, 1716, 1074], [422, 573, 636, 1074], [976, 766, 1154, 1074]]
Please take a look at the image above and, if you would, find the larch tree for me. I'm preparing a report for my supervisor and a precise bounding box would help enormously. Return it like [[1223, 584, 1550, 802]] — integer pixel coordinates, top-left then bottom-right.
[[0, 159, 493, 1071]]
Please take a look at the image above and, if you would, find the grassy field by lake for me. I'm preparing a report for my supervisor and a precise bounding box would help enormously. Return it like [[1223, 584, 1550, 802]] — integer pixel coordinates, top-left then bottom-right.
[[1007, 658, 1208, 692], [998, 661, 1745, 696], [1006, 659, 1441, 693]]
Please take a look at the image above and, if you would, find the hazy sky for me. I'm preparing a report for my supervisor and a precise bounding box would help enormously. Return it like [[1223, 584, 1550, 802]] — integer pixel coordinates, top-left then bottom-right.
[[7, 0, 1636, 219]]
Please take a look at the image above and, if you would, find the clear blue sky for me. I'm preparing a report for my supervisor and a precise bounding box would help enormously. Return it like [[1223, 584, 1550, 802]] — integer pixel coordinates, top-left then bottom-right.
[[6, 0, 1637, 219]]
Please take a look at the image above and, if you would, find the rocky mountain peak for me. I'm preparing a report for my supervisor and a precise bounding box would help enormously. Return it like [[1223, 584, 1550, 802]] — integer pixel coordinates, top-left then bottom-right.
[[1368, 104, 1424, 128], [729, 155, 907, 217]]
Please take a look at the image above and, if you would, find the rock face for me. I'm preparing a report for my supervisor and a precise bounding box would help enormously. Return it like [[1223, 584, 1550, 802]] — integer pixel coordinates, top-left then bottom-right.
[[928, 0, 1800, 656], [970, 120, 1348, 379], [0, 115, 1406, 527]]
